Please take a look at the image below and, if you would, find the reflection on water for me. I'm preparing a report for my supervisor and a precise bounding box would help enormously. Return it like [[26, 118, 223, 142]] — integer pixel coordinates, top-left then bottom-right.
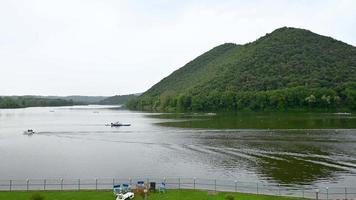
[[177, 129, 356, 186], [0, 106, 355, 189], [156, 112, 356, 129], [154, 112, 356, 186]]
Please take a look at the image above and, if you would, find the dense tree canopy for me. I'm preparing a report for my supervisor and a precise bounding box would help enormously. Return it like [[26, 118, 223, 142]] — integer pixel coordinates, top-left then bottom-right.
[[99, 94, 137, 105], [127, 27, 356, 112]]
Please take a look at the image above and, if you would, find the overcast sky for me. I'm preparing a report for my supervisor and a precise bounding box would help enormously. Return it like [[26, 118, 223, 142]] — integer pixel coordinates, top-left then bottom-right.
[[1, 0, 356, 96]]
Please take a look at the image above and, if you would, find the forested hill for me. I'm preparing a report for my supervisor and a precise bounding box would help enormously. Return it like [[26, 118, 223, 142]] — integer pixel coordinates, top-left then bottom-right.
[[99, 94, 139, 105], [127, 27, 356, 111]]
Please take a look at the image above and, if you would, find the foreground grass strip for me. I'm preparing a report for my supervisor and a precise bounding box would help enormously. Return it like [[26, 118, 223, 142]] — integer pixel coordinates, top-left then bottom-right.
[[0, 189, 307, 200]]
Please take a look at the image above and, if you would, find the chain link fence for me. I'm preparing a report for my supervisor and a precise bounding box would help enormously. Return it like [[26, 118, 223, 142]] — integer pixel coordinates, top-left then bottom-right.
[[0, 178, 355, 199]]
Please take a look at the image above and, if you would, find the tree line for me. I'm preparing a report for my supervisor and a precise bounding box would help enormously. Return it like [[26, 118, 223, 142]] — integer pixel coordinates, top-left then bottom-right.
[[127, 84, 356, 112], [0, 96, 74, 108]]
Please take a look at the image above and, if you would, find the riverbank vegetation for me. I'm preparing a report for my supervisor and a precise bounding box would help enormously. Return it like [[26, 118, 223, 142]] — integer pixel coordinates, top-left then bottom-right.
[[127, 85, 356, 112], [0, 96, 74, 108], [127, 27, 356, 112]]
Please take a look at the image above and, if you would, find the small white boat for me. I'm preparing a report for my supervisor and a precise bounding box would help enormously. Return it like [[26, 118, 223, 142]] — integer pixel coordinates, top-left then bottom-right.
[[116, 192, 134, 200], [110, 121, 131, 127], [23, 129, 35, 135], [333, 112, 351, 115]]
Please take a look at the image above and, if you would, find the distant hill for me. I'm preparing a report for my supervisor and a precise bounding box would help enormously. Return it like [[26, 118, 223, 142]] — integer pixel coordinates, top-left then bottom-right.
[[0, 94, 141, 108], [127, 27, 356, 111], [44, 96, 108, 104], [99, 94, 140, 105]]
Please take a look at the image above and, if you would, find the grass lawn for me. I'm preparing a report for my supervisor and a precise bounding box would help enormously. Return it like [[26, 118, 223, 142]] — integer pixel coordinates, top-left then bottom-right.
[[0, 189, 307, 200]]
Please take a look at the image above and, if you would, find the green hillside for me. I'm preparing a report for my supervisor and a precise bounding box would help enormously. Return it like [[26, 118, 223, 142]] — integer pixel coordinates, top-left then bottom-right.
[[99, 94, 138, 105], [127, 27, 356, 112]]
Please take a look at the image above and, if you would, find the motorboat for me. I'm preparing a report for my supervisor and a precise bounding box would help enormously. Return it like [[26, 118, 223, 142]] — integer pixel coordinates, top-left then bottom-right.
[[23, 129, 35, 135], [110, 121, 131, 127]]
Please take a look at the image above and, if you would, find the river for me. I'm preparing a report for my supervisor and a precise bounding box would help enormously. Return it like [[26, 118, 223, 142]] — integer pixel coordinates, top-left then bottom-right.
[[0, 105, 355, 189]]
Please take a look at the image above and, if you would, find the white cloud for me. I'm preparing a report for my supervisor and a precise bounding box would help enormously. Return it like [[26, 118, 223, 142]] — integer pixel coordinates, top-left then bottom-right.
[[0, 0, 355, 96]]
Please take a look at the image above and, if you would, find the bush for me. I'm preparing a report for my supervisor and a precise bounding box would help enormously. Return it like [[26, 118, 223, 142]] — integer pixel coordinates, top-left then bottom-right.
[[30, 193, 44, 200], [133, 188, 149, 198], [225, 194, 234, 200]]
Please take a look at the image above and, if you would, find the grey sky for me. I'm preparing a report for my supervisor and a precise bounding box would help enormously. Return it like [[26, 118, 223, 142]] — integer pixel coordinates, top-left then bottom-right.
[[1, 0, 355, 96]]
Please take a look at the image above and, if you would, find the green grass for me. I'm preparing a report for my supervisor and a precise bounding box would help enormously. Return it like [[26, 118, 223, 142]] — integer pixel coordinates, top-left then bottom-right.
[[0, 189, 307, 200]]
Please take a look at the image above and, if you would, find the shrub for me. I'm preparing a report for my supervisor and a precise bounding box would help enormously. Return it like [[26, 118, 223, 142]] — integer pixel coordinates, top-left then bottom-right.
[[133, 188, 150, 198], [30, 193, 44, 200], [225, 194, 234, 200]]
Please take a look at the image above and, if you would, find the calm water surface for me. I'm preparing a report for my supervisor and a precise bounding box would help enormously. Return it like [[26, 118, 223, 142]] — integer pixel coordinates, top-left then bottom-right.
[[0, 105, 355, 189]]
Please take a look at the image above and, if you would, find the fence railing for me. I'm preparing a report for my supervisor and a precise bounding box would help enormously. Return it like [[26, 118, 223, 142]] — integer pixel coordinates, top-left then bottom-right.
[[0, 177, 355, 199]]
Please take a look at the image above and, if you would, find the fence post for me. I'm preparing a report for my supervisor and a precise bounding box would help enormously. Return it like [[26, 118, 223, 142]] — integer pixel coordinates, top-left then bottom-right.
[[326, 187, 328, 200], [315, 189, 319, 200], [302, 186, 304, 198], [256, 182, 258, 194], [95, 179, 98, 190], [193, 177, 196, 190], [26, 179, 29, 191], [345, 187, 347, 200], [178, 178, 180, 190], [112, 178, 115, 187], [214, 179, 217, 192], [9, 180, 12, 191], [234, 180, 237, 192], [60, 178, 63, 190], [147, 178, 149, 186], [78, 179, 80, 191], [278, 184, 281, 196], [44, 179, 46, 191]]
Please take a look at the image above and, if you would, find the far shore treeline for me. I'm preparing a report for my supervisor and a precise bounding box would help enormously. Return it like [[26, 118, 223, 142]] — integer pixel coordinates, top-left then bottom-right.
[[0, 94, 138, 109], [127, 27, 356, 112], [0, 96, 74, 108]]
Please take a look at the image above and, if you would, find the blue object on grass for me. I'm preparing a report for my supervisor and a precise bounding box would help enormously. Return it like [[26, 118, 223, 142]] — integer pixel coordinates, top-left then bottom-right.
[[159, 182, 166, 193]]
